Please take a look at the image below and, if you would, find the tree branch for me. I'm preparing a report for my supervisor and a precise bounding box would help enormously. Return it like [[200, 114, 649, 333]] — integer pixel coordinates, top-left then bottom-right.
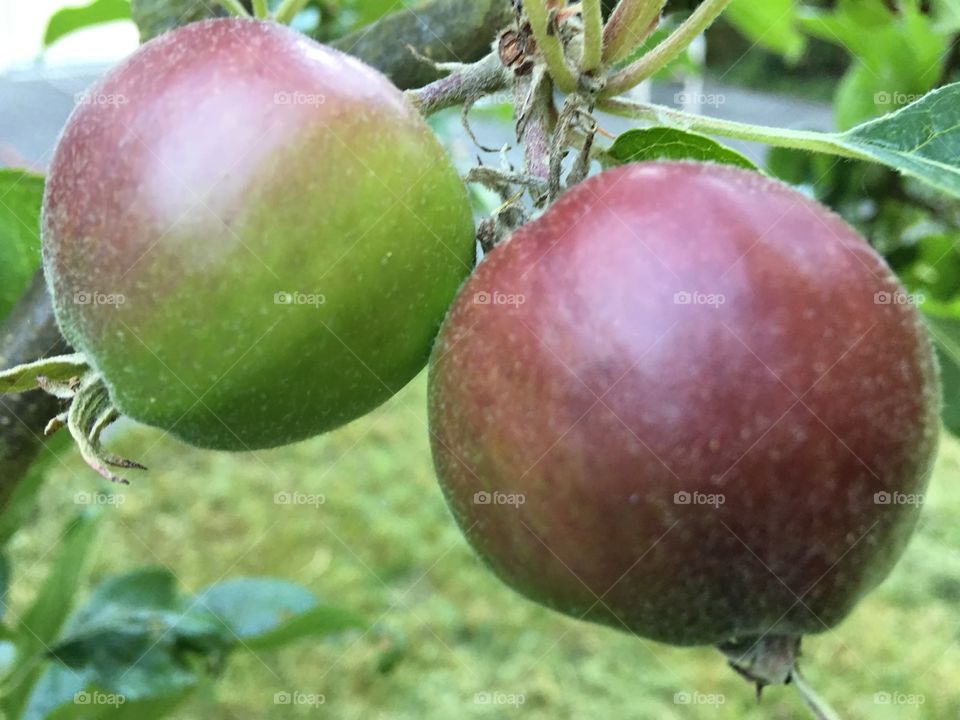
[[0, 274, 71, 505], [405, 52, 510, 116], [332, 0, 514, 90]]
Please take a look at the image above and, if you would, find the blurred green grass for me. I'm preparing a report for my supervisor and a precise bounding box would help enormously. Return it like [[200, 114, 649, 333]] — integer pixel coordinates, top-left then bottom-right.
[[9, 372, 960, 719]]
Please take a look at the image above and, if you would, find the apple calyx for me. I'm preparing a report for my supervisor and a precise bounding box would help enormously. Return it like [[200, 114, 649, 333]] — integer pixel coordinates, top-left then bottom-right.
[[719, 636, 841, 720], [0, 354, 144, 484]]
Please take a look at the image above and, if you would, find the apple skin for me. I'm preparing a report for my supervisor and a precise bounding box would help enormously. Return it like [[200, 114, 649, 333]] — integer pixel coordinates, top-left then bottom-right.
[[428, 162, 940, 646], [43, 18, 475, 451]]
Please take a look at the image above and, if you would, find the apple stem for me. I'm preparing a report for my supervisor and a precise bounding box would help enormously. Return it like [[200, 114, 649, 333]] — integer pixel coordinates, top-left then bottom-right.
[[524, 0, 580, 93], [580, 0, 604, 73], [602, 0, 665, 65], [0, 355, 143, 484], [792, 669, 843, 720], [602, 0, 733, 97], [718, 636, 843, 720]]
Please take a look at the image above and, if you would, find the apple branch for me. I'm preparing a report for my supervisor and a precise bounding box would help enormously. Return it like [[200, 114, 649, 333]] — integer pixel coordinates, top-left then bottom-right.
[[331, 0, 513, 90], [0, 274, 72, 506], [602, 0, 665, 65], [602, 0, 732, 97], [405, 52, 511, 116], [516, 67, 556, 188]]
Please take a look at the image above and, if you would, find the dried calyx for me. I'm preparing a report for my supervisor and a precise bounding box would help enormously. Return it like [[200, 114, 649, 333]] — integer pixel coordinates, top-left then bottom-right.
[[0, 354, 143, 484]]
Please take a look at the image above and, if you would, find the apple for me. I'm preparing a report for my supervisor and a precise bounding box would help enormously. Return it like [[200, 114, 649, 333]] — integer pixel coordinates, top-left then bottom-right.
[[428, 161, 940, 647], [43, 18, 475, 451]]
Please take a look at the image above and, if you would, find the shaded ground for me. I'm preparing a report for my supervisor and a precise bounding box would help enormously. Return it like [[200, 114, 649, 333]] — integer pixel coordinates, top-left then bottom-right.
[[9, 374, 960, 719]]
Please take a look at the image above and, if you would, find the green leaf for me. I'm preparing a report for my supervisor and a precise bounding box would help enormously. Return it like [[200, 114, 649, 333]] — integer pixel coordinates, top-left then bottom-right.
[[935, 0, 960, 32], [0, 553, 8, 621], [52, 628, 204, 700], [0, 354, 90, 395], [41, 569, 219, 707], [835, 84, 960, 199], [3, 513, 100, 719], [604, 127, 758, 171], [49, 688, 195, 719], [18, 513, 100, 654], [20, 664, 93, 720], [61, 569, 178, 635], [23, 665, 195, 720], [0, 171, 44, 325], [798, 0, 948, 129], [923, 313, 960, 436], [55, 568, 225, 659], [0, 466, 49, 547], [44, 0, 132, 48], [834, 64, 885, 132], [726, 0, 805, 62], [244, 604, 366, 651], [189, 578, 363, 647], [0, 639, 16, 676], [605, 83, 960, 199], [15, 573, 355, 717]]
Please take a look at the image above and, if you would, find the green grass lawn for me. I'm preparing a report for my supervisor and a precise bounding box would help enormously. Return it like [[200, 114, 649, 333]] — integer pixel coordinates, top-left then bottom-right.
[[9, 372, 960, 719]]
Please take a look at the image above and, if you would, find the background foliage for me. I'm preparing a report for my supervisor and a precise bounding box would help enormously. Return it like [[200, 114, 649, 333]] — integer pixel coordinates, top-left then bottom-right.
[[1, 0, 958, 717]]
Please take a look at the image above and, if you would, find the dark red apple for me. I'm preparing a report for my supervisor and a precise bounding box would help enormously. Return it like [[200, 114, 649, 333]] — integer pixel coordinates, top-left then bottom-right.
[[428, 162, 940, 648]]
